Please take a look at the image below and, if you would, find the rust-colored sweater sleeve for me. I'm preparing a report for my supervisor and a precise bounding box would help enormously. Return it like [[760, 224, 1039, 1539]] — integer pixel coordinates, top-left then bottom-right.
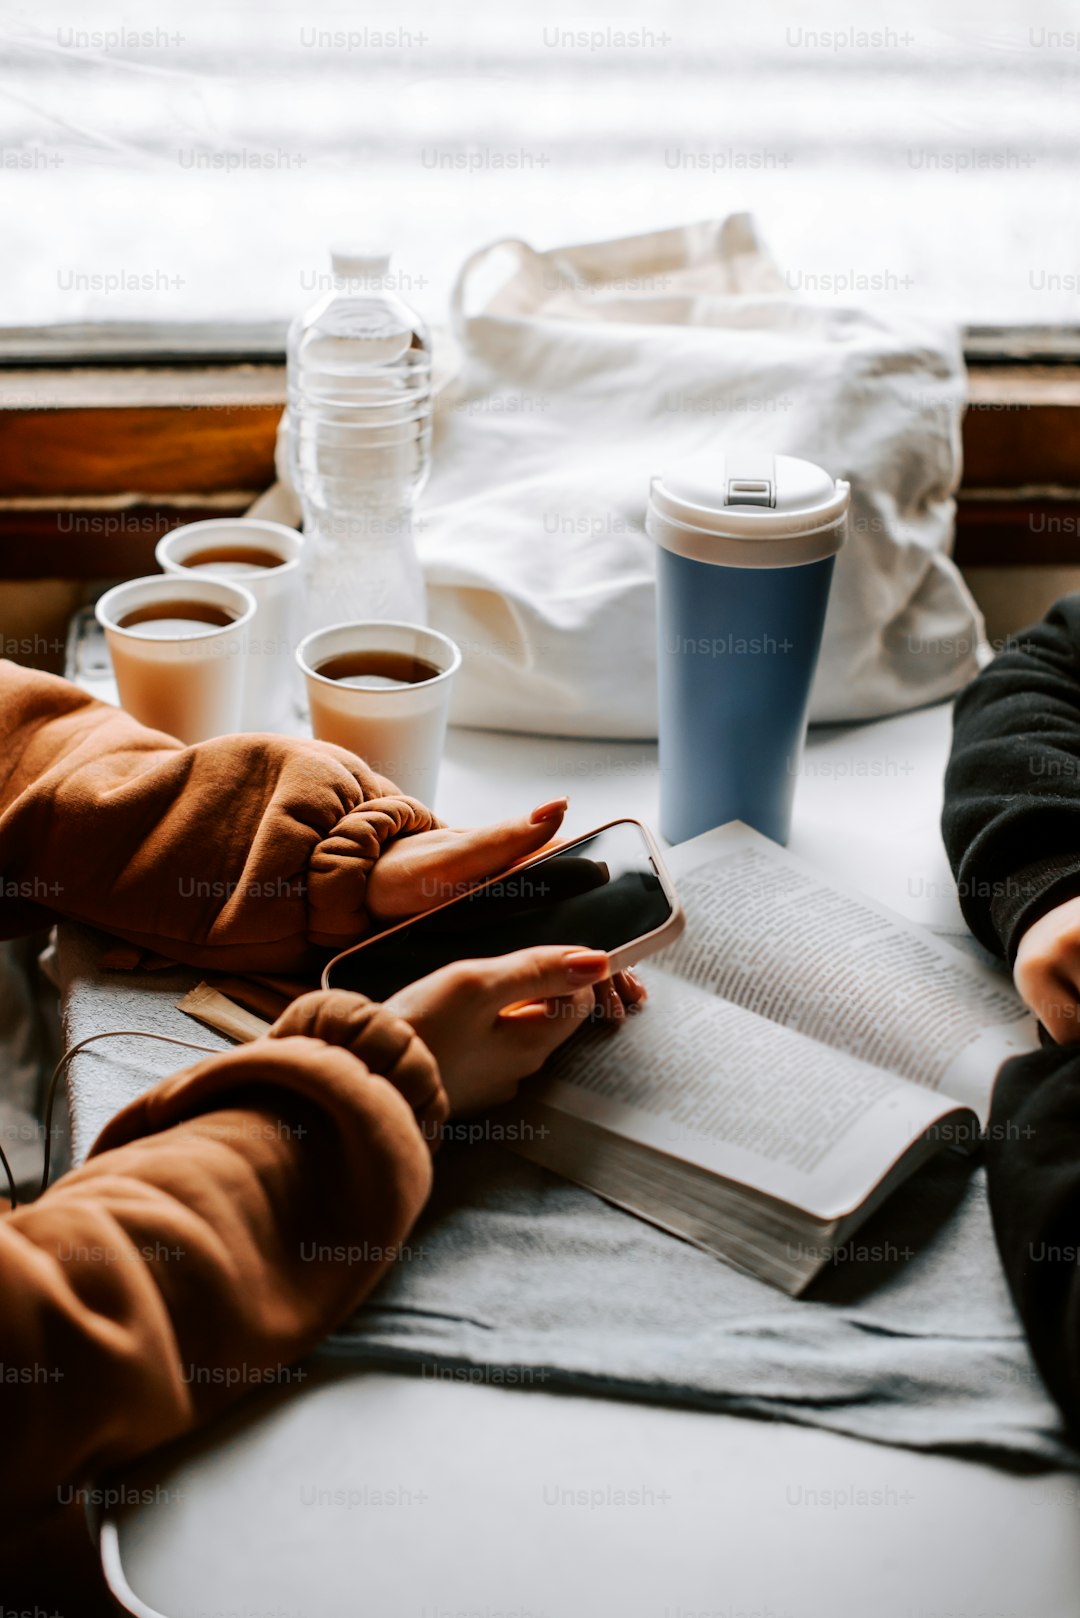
[[0, 999, 444, 1537], [0, 658, 440, 972]]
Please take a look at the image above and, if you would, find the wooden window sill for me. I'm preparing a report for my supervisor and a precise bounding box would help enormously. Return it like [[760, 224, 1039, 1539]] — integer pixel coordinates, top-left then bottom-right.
[[0, 362, 1079, 577]]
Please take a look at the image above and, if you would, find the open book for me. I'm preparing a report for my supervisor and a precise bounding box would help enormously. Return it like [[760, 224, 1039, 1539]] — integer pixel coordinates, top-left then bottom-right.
[[511, 823, 1040, 1295]]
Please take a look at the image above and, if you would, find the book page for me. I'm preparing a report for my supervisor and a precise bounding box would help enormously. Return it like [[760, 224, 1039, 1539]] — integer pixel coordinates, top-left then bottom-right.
[[660, 823, 1038, 1118], [534, 971, 968, 1221]]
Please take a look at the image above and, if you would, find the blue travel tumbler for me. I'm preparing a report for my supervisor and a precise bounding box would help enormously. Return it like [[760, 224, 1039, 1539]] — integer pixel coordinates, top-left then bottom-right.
[[647, 452, 849, 846]]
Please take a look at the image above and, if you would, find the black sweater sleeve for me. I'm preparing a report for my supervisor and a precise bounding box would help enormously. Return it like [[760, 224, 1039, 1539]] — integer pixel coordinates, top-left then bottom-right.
[[942, 592, 1080, 962], [944, 593, 1080, 1434], [987, 1044, 1080, 1438]]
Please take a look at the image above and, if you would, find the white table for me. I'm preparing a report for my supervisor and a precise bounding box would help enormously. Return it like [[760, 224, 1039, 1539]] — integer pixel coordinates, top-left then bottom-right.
[[58, 701, 1080, 1618]]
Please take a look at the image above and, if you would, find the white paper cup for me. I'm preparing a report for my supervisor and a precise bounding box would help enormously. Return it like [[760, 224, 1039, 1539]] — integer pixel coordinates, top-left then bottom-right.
[[296, 620, 461, 804], [156, 518, 303, 732], [95, 575, 256, 745]]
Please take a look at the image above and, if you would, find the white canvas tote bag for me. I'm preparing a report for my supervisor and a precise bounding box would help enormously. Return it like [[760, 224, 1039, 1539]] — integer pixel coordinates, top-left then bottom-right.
[[269, 214, 983, 737]]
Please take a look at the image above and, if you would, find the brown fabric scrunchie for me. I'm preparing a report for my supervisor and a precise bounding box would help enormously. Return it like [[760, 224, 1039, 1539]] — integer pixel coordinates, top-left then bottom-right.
[[270, 988, 449, 1145]]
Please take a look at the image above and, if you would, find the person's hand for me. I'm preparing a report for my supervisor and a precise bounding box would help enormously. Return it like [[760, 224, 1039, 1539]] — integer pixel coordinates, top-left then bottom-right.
[[1014, 894, 1080, 1043], [365, 797, 572, 925], [384, 945, 644, 1115]]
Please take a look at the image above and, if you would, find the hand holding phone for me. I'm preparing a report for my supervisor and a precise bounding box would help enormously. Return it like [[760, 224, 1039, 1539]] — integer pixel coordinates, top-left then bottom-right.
[[325, 819, 684, 1002], [365, 799, 572, 926], [383, 945, 643, 1116]]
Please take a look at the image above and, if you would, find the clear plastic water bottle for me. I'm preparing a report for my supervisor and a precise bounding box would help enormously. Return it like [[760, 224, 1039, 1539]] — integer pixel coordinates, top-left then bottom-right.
[[287, 243, 431, 633]]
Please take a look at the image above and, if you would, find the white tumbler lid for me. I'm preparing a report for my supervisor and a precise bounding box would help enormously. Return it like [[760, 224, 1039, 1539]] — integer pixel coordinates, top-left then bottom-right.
[[647, 452, 850, 568], [331, 243, 392, 278]]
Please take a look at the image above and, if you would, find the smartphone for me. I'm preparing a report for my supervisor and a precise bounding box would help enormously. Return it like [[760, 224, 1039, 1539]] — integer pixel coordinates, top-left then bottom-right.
[[322, 817, 684, 1001]]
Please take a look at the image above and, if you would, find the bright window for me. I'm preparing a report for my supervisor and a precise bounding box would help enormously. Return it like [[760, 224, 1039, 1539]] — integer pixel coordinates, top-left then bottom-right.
[[2, 0, 1079, 336]]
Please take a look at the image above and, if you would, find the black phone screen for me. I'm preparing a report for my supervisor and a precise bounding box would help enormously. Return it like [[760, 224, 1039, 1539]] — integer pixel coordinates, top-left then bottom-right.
[[325, 820, 672, 1001]]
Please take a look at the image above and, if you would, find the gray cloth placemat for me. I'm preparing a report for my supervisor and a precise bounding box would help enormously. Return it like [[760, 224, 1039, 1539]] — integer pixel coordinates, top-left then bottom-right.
[[59, 925, 238, 1164], [327, 1135, 1077, 1469], [58, 924, 1075, 1470]]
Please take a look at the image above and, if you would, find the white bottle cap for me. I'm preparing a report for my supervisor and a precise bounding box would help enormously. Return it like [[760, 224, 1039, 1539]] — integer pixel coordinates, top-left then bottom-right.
[[330, 243, 392, 278]]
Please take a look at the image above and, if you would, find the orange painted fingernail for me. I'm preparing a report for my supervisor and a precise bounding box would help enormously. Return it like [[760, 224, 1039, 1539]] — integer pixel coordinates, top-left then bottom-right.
[[564, 948, 608, 980], [530, 797, 568, 824]]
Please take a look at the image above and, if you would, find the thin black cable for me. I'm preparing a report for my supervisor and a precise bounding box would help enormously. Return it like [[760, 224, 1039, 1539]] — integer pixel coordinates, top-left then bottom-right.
[[0, 1139, 16, 1208], [38, 1031, 223, 1200]]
